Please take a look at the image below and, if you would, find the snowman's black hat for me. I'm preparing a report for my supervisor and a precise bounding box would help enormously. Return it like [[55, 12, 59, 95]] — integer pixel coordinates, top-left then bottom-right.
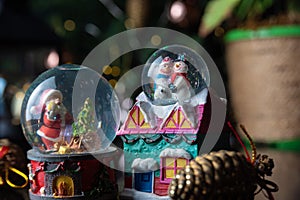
[[174, 54, 191, 66]]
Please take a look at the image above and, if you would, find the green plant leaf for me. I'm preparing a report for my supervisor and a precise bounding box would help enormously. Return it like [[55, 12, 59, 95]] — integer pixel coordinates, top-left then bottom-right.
[[249, 0, 273, 18], [199, 0, 241, 37], [235, 0, 255, 20]]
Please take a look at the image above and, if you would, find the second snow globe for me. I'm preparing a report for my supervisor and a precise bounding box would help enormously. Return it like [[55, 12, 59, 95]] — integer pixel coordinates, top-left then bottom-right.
[[21, 64, 120, 154], [21, 64, 121, 199]]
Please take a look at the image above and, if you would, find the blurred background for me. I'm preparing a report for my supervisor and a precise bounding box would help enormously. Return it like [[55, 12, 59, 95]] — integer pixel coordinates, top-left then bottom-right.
[[0, 0, 299, 199], [0, 0, 223, 145]]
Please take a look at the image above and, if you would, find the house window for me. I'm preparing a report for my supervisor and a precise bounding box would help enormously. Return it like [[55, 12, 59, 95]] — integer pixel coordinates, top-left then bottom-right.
[[160, 157, 189, 183]]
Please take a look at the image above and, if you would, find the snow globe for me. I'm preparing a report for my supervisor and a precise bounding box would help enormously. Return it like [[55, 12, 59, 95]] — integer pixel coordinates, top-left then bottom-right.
[[117, 45, 211, 197], [21, 64, 120, 199], [143, 44, 209, 106]]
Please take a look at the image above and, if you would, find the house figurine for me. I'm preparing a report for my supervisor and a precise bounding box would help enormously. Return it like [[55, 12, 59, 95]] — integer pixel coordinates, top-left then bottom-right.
[[117, 46, 231, 197], [117, 49, 214, 196], [117, 87, 209, 196]]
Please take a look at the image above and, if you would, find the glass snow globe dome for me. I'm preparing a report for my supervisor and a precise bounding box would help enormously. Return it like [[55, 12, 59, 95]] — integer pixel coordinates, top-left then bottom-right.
[[142, 45, 210, 105], [21, 64, 120, 154]]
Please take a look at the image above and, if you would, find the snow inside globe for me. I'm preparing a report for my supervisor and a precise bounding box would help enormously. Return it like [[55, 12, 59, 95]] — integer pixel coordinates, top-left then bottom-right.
[[21, 64, 120, 154], [142, 45, 210, 106]]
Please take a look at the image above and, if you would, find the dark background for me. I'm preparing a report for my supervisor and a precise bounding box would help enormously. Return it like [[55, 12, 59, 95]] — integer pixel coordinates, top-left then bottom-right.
[[0, 0, 226, 145]]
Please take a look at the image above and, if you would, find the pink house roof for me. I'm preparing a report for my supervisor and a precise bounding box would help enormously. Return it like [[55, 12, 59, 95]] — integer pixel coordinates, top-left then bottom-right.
[[117, 103, 204, 135]]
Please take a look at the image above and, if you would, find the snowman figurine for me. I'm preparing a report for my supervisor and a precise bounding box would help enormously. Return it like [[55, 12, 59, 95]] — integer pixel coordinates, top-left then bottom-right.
[[170, 55, 194, 103], [148, 56, 173, 101], [170, 55, 197, 128]]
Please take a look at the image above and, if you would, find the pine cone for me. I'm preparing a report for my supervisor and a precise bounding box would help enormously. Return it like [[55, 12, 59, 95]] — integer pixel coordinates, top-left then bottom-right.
[[169, 150, 257, 200]]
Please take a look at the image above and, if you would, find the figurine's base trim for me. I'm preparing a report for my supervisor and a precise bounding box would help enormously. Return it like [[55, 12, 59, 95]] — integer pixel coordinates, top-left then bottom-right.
[[29, 190, 84, 200], [29, 189, 119, 200], [120, 188, 170, 200]]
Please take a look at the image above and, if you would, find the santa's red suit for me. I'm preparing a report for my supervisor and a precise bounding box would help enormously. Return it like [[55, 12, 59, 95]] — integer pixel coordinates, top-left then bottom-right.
[[37, 103, 73, 150], [37, 105, 63, 150]]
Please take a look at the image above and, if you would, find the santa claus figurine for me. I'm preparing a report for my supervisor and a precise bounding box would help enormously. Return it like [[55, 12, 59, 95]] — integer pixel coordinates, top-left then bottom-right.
[[32, 89, 73, 151]]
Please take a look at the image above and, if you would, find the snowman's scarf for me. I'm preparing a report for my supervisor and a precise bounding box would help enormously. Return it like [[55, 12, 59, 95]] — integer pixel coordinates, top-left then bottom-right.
[[170, 72, 190, 85]]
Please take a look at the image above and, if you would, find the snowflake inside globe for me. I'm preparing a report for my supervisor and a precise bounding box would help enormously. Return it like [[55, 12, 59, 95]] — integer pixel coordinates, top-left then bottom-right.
[[142, 45, 210, 105], [21, 64, 120, 154]]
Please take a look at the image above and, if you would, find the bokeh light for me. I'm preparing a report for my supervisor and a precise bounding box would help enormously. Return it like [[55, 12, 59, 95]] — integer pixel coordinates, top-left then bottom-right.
[[45, 50, 59, 68], [151, 35, 162, 46], [111, 66, 121, 77], [169, 1, 187, 23], [64, 19, 76, 31]]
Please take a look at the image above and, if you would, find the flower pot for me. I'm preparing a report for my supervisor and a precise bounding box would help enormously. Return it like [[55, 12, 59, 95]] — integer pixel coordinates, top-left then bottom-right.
[[225, 25, 300, 141]]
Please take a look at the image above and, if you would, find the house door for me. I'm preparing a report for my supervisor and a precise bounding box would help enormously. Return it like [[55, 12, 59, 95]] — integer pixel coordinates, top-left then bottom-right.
[[134, 172, 153, 193], [52, 175, 74, 196]]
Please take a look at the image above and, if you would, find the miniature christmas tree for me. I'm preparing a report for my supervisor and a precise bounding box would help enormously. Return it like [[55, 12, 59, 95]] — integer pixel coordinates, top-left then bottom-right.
[[72, 98, 97, 149], [73, 98, 97, 135]]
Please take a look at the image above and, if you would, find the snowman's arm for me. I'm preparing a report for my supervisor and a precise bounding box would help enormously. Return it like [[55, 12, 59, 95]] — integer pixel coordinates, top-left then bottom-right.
[[173, 76, 183, 88]]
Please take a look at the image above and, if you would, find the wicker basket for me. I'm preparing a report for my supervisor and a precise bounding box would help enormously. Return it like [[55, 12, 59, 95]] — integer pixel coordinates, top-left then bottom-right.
[[225, 26, 300, 141]]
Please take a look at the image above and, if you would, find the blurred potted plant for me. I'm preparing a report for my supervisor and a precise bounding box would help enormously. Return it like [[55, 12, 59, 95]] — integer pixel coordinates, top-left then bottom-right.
[[199, 2, 300, 199], [199, 0, 300, 143], [199, 0, 300, 36]]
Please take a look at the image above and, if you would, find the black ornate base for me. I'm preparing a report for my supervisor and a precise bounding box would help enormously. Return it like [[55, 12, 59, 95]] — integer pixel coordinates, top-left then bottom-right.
[[29, 190, 119, 200], [27, 147, 119, 200], [29, 191, 84, 200]]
